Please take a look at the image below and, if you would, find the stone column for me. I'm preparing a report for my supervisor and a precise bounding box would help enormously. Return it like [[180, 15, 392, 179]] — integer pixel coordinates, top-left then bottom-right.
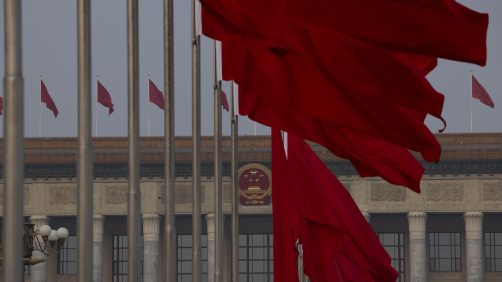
[[464, 212, 484, 282], [408, 212, 427, 282], [30, 215, 49, 282], [206, 213, 215, 282], [143, 214, 160, 282], [93, 215, 105, 282]]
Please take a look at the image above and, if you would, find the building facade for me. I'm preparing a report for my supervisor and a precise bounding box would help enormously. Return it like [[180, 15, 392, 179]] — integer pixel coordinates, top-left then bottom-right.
[[1, 133, 501, 282]]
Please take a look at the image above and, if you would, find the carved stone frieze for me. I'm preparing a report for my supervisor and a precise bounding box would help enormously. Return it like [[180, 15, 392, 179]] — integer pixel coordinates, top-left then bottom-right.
[[482, 182, 502, 201], [159, 183, 197, 204], [223, 183, 232, 204], [25, 188, 30, 204], [0, 186, 30, 205], [175, 184, 191, 204], [104, 185, 127, 204], [370, 183, 406, 202], [426, 183, 464, 202], [49, 186, 76, 206]]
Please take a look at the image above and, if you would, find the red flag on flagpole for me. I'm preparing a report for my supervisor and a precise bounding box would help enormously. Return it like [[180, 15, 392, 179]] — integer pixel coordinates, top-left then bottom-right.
[[220, 89, 229, 112], [41, 80, 59, 118], [97, 80, 114, 115], [272, 129, 399, 281], [149, 79, 165, 109], [472, 75, 495, 108], [271, 129, 302, 282], [0, 96, 3, 115], [286, 133, 398, 282]]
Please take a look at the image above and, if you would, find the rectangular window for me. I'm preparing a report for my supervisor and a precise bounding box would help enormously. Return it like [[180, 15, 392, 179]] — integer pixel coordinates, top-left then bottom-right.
[[378, 233, 405, 282], [429, 232, 461, 272], [111, 235, 144, 282], [57, 235, 77, 274], [176, 234, 208, 282], [239, 233, 273, 282], [485, 232, 502, 272]]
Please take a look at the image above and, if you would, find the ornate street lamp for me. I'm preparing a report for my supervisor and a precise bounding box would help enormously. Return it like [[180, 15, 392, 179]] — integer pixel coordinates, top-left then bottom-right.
[[0, 223, 69, 266]]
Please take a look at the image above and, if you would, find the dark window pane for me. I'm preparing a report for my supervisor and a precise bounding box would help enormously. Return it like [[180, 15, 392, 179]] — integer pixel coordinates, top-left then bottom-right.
[[239, 233, 273, 281], [239, 247, 247, 260], [378, 233, 405, 281], [429, 232, 461, 272], [485, 233, 502, 272], [176, 234, 208, 282], [57, 235, 77, 274], [111, 235, 144, 281]]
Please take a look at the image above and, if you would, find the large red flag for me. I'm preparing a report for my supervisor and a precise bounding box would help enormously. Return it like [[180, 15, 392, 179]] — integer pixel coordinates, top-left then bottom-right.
[[0, 96, 3, 115], [243, 86, 424, 192], [97, 80, 114, 115], [203, 8, 446, 162], [472, 75, 495, 108], [202, 2, 445, 119], [272, 129, 302, 282], [285, 0, 488, 65], [149, 79, 165, 110], [287, 133, 399, 282], [289, 134, 399, 282], [41, 80, 59, 118], [223, 42, 441, 163], [272, 129, 399, 281], [201, 0, 488, 66], [223, 43, 427, 192]]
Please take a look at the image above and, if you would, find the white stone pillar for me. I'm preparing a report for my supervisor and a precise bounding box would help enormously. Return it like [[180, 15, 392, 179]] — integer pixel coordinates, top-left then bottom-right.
[[464, 212, 484, 282], [143, 214, 160, 282], [408, 212, 427, 282], [206, 213, 215, 282], [30, 215, 49, 282], [93, 215, 105, 282]]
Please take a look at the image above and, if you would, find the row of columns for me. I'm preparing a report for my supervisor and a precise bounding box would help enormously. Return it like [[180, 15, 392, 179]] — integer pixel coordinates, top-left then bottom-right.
[[29, 214, 157, 282], [29, 211, 485, 282], [407, 212, 484, 282], [29, 213, 224, 282]]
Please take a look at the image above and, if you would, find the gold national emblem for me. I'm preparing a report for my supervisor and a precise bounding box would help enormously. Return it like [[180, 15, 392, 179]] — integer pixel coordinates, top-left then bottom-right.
[[238, 163, 272, 206]]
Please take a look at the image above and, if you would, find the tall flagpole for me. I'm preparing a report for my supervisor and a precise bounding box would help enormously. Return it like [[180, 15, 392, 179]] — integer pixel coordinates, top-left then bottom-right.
[[230, 81, 240, 282], [147, 75, 151, 136], [213, 41, 223, 282], [163, 0, 177, 279], [39, 76, 43, 137], [470, 71, 473, 133], [77, 0, 93, 281], [39, 99, 43, 137], [192, 0, 202, 280], [3, 0, 25, 280], [127, 0, 141, 281], [95, 76, 99, 137]]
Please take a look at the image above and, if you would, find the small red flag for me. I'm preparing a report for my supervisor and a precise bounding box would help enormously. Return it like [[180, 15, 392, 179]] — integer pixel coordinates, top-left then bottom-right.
[[0, 96, 3, 115], [149, 79, 165, 110], [472, 75, 495, 108], [41, 80, 59, 118], [220, 89, 229, 112], [97, 80, 114, 115]]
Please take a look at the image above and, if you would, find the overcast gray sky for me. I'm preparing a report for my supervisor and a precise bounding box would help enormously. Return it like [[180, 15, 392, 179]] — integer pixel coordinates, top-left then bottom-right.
[[0, 0, 501, 137]]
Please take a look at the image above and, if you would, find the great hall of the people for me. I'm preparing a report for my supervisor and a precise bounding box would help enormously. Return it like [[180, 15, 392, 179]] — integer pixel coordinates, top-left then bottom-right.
[[1, 133, 501, 282]]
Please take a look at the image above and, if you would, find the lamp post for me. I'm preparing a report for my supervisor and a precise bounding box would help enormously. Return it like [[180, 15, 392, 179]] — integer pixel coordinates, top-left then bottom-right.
[[0, 223, 69, 266]]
